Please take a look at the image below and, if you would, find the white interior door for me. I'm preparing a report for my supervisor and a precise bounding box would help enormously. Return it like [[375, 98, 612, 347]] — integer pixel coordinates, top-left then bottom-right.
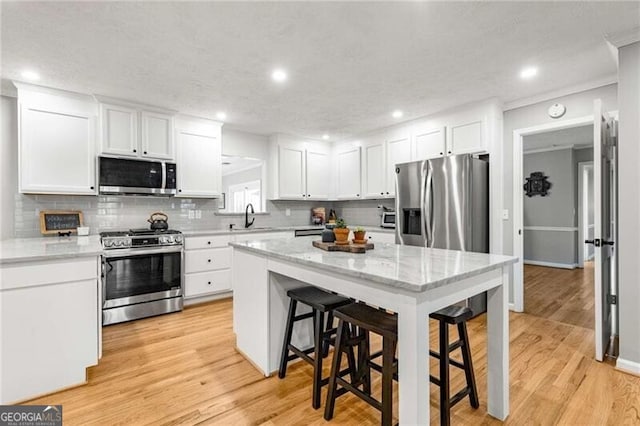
[[591, 99, 616, 362]]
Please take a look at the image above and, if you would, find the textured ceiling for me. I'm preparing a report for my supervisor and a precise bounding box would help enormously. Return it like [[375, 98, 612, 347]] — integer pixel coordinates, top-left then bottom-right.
[[1, 2, 638, 140], [524, 125, 594, 151]]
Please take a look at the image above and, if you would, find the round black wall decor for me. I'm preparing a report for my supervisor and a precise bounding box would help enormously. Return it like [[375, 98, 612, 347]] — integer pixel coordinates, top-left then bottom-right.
[[523, 171, 552, 197]]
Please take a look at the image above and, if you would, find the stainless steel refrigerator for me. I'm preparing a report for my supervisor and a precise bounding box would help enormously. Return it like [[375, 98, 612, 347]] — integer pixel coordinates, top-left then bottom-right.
[[395, 154, 489, 315]]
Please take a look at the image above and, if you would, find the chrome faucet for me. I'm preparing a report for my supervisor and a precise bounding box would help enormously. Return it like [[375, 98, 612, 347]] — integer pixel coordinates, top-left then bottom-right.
[[245, 203, 255, 228]]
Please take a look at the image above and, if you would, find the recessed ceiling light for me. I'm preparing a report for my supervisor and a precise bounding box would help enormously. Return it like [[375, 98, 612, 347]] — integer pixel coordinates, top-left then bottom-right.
[[520, 66, 538, 80], [216, 112, 227, 121], [322, 134, 329, 140], [392, 110, 403, 119], [271, 69, 288, 83], [21, 70, 40, 81]]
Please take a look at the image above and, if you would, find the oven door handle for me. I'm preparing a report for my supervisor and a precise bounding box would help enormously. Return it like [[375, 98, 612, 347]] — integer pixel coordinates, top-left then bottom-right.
[[102, 246, 183, 258]]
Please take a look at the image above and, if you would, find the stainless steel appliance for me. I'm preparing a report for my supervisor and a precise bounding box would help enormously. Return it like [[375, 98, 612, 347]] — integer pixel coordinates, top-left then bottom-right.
[[381, 211, 396, 229], [395, 154, 489, 315], [99, 156, 177, 196], [101, 229, 184, 325]]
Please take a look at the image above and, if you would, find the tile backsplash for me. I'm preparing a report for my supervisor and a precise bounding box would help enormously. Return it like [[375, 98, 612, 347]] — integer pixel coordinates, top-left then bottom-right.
[[13, 194, 394, 238]]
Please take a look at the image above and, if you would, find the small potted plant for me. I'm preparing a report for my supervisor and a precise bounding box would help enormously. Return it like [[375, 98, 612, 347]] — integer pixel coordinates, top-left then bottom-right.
[[353, 226, 367, 243], [333, 218, 350, 245]]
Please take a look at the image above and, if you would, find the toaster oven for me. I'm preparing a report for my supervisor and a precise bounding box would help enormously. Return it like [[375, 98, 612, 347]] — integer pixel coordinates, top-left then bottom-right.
[[381, 211, 396, 228]]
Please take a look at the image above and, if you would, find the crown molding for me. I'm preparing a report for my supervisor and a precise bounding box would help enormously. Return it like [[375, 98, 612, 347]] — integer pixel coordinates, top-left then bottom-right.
[[605, 26, 640, 48]]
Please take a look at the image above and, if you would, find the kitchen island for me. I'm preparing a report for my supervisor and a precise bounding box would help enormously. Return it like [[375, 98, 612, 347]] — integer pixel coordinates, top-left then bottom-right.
[[230, 237, 517, 425]]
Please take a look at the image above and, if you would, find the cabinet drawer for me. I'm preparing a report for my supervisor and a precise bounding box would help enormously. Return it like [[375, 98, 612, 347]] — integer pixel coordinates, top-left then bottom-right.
[[185, 235, 232, 250], [0, 257, 98, 291], [184, 269, 231, 297], [184, 247, 231, 273]]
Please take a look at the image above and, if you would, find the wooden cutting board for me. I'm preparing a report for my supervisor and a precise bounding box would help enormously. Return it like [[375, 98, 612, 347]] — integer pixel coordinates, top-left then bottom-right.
[[312, 240, 374, 253]]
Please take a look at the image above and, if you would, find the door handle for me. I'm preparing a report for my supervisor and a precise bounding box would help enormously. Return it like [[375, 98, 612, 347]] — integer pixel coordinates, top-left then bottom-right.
[[585, 239, 612, 247]]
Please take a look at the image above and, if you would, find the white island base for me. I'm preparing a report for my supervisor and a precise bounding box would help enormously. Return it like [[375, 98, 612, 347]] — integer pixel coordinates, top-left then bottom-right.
[[231, 238, 515, 425]]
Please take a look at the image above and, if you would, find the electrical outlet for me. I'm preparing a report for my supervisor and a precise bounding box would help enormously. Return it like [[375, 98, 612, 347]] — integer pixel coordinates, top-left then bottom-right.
[[188, 210, 195, 219], [195, 210, 202, 219], [285, 208, 291, 217], [502, 209, 509, 220]]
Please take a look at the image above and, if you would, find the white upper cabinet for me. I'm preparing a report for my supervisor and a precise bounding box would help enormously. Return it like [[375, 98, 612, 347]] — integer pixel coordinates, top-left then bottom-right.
[[278, 145, 306, 199], [98, 99, 175, 161], [17, 84, 97, 195], [175, 116, 222, 198], [385, 128, 411, 196], [363, 133, 386, 198], [140, 111, 174, 159], [269, 135, 333, 200], [305, 147, 331, 200], [336, 145, 361, 199], [447, 119, 484, 155], [413, 124, 446, 160], [100, 103, 138, 157]]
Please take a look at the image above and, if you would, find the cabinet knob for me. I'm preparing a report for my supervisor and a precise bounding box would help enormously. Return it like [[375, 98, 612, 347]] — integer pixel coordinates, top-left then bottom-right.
[[356, 194, 360, 197], [207, 241, 211, 245], [448, 151, 452, 154], [380, 192, 384, 195], [133, 149, 137, 153], [178, 189, 182, 192], [307, 194, 311, 197], [386, 192, 389, 195], [90, 186, 95, 190], [302, 194, 306, 197], [440, 152, 443, 155], [143, 151, 147, 155], [207, 259, 211, 263], [208, 281, 212, 285]]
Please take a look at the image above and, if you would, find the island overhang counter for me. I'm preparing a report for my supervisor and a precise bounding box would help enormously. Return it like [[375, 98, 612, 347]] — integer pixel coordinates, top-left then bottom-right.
[[230, 236, 517, 425]]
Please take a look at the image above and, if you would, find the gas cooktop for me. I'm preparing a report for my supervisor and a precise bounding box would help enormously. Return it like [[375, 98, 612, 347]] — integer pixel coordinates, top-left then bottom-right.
[[100, 229, 182, 238], [100, 229, 183, 249]]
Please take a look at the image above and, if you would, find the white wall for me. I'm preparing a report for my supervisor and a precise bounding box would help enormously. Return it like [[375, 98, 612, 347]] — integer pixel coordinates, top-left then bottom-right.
[[0, 96, 18, 240], [222, 128, 269, 160], [616, 41, 640, 372]]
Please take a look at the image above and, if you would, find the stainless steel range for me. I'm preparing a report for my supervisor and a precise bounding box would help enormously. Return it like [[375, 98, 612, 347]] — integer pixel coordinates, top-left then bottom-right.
[[100, 229, 184, 325]]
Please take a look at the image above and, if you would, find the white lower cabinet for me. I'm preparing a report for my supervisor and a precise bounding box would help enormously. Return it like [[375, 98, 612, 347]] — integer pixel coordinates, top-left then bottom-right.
[[184, 235, 233, 299], [185, 247, 232, 273], [0, 256, 100, 404], [183, 231, 293, 301], [185, 269, 231, 297]]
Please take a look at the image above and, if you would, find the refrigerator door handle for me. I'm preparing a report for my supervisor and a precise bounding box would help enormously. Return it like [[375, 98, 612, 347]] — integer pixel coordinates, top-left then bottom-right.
[[422, 161, 433, 247]]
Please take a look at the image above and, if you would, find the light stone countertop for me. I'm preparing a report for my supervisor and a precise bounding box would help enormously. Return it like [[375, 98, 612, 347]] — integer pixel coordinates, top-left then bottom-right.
[[230, 236, 517, 293], [0, 226, 395, 264], [0, 235, 103, 264], [182, 225, 394, 237]]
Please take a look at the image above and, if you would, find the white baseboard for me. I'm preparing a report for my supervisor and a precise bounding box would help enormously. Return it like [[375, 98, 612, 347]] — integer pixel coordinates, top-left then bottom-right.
[[508, 302, 523, 313], [616, 357, 640, 377], [524, 260, 578, 269]]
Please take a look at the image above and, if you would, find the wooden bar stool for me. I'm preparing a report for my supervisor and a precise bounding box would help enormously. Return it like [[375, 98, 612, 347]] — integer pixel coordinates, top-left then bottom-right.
[[429, 305, 480, 426], [324, 303, 398, 426], [278, 286, 353, 409]]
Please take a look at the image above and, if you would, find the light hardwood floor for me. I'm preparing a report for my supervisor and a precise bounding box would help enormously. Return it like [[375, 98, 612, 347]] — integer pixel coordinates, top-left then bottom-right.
[[524, 262, 595, 329], [27, 297, 640, 425]]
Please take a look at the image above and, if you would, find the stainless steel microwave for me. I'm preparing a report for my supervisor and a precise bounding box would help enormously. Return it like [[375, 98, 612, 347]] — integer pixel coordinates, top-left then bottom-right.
[[99, 156, 177, 196], [381, 211, 396, 228]]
